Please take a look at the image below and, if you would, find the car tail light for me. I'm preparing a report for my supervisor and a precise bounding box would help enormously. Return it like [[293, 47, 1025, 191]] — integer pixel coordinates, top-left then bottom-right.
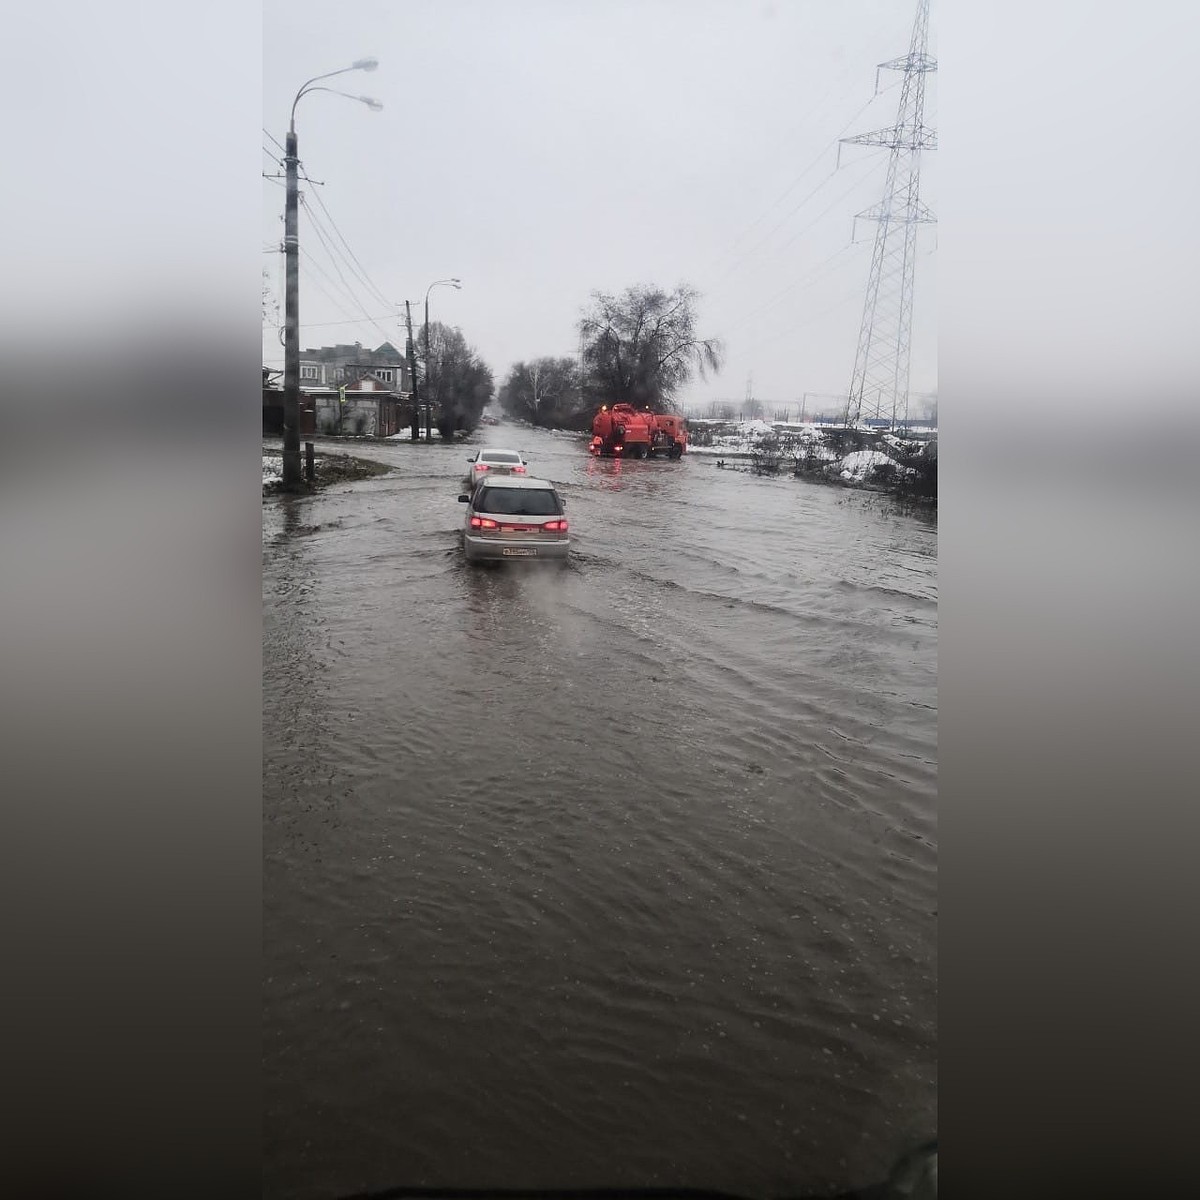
[[512, 465, 526, 474], [474, 462, 489, 471], [469, 516, 499, 530], [542, 519, 568, 533]]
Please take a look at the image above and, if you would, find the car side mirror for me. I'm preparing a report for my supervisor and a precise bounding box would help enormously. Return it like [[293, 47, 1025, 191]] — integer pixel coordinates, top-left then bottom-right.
[[458, 494, 469, 503], [466, 456, 474, 462]]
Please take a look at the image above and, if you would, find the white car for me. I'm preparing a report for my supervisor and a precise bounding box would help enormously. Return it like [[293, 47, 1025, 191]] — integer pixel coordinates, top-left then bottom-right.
[[461, 447, 528, 494]]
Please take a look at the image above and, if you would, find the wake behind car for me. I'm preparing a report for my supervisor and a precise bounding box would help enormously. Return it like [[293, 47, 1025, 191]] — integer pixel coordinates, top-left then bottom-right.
[[461, 447, 528, 494], [459, 476, 569, 564]]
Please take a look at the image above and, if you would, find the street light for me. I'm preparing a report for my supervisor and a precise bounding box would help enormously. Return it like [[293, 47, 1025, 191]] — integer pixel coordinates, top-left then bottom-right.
[[280, 59, 382, 488], [300, 86, 384, 111], [422, 278, 462, 442]]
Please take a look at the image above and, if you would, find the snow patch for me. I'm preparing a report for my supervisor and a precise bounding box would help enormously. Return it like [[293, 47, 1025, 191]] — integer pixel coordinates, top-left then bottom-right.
[[386, 429, 439, 440], [838, 450, 914, 480]]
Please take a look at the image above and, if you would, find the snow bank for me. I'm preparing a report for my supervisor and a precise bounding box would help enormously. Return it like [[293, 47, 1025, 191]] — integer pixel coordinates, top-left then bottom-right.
[[386, 429, 439, 440], [689, 420, 835, 457], [689, 441, 759, 456], [688, 420, 926, 482], [262, 455, 283, 485], [880, 432, 932, 456], [838, 449, 914, 481]]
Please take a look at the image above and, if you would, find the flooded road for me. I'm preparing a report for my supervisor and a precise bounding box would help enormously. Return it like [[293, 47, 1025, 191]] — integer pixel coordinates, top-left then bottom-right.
[[263, 427, 937, 1199]]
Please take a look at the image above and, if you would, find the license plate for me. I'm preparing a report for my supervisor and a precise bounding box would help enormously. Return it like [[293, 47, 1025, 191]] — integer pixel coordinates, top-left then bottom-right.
[[502, 548, 536, 557]]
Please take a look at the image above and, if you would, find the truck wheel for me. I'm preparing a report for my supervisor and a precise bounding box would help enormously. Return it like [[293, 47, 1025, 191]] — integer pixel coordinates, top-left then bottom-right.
[[668, 444, 683, 459], [635, 444, 649, 460]]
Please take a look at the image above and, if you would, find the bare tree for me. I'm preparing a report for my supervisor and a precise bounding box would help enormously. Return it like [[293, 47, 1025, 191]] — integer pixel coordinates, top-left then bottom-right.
[[498, 357, 583, 428], [419, 321, 494, 435], [579, 284, 723, 410], [262, 270, 280, 330]]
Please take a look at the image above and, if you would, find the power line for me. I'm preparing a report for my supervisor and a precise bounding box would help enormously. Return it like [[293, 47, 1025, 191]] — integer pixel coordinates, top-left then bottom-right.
[[262, 151, 398, 348], [300, 246, 396, 348], [293, 313, 399, 329], [717, 93, 879, 261], [702, 81, 903, 289], [299, 247, 377, 327], [734, 281, 868, 358], [707, 167, 837, 289], [263, 127, 287, 155], [710, 149, 879, 294], [299, 197, 394, 345], [306, 185, 393, 310], [302, 193, 393, 316], [772, 157, 881, 257], [735, 243, 935, 363], [721, 242, 859, 337], [271, 143, 393, 310]]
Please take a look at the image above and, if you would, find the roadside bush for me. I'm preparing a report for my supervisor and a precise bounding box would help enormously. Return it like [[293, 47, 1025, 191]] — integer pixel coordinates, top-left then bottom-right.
[[887, 443, 937, 504], [750, 436, 784, 475], [869, 461, 899, 487], [826, 427, 870, 456], [791, 434, 830, 476]]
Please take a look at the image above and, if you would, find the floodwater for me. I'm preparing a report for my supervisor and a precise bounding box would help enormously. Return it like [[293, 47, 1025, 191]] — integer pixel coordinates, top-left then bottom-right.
[[262, 427, 937, 1199]]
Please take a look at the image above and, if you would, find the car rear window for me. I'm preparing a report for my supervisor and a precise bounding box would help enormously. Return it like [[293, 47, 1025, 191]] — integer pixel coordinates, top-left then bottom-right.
[[481, 451, 521, 464], [475, 487, 560, 516]]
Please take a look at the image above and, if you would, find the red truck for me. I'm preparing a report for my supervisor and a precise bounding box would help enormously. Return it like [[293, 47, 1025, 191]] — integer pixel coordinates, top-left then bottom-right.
[[588, 403, 688, 459]]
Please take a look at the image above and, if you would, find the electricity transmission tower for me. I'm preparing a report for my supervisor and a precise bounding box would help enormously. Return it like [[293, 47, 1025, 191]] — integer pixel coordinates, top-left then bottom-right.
[[841, 0, 936, 429]]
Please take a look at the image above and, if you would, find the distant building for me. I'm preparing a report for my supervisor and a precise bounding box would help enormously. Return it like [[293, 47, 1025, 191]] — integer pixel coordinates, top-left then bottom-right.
[[264, 340, 414, 438], [299, 340, 412, 395]]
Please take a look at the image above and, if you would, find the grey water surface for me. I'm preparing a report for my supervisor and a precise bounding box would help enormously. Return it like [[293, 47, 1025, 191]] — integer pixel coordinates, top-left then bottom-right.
[[263, 427, 936, 1199]]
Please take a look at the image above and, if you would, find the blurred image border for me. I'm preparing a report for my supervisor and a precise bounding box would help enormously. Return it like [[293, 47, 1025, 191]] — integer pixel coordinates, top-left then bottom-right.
[[2, 1, 1197, 1196]]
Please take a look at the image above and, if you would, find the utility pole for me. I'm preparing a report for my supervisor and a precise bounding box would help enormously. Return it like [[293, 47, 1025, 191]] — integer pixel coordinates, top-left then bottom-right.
[[423, 296, 434, 443], [405, 302, 419, 441], [282, 130, 302, 487], [280, 59, 382, 481], [841, 0, 936, 430]]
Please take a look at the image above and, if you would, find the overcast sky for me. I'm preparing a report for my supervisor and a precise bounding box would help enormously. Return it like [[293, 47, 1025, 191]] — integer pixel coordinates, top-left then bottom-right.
[[263, 0, 937, 414]]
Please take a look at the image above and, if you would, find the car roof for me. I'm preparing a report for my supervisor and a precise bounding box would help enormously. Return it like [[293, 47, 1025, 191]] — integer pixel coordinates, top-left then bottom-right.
[[475, 475, 556, 489]]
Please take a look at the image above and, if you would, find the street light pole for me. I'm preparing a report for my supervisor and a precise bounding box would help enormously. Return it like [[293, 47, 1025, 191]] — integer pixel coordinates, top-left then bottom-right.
[[280, 59, 380, 488], [423, 278, 461, 443], [282, 129, 301, 487]]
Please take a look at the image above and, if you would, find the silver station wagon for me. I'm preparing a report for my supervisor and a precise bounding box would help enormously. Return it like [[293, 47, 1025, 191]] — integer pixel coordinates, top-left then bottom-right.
[[459, 476, 569, 564]]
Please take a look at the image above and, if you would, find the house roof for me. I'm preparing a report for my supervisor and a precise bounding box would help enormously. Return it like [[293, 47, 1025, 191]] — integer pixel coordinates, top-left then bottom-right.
[[301, 340, 405, 365]]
